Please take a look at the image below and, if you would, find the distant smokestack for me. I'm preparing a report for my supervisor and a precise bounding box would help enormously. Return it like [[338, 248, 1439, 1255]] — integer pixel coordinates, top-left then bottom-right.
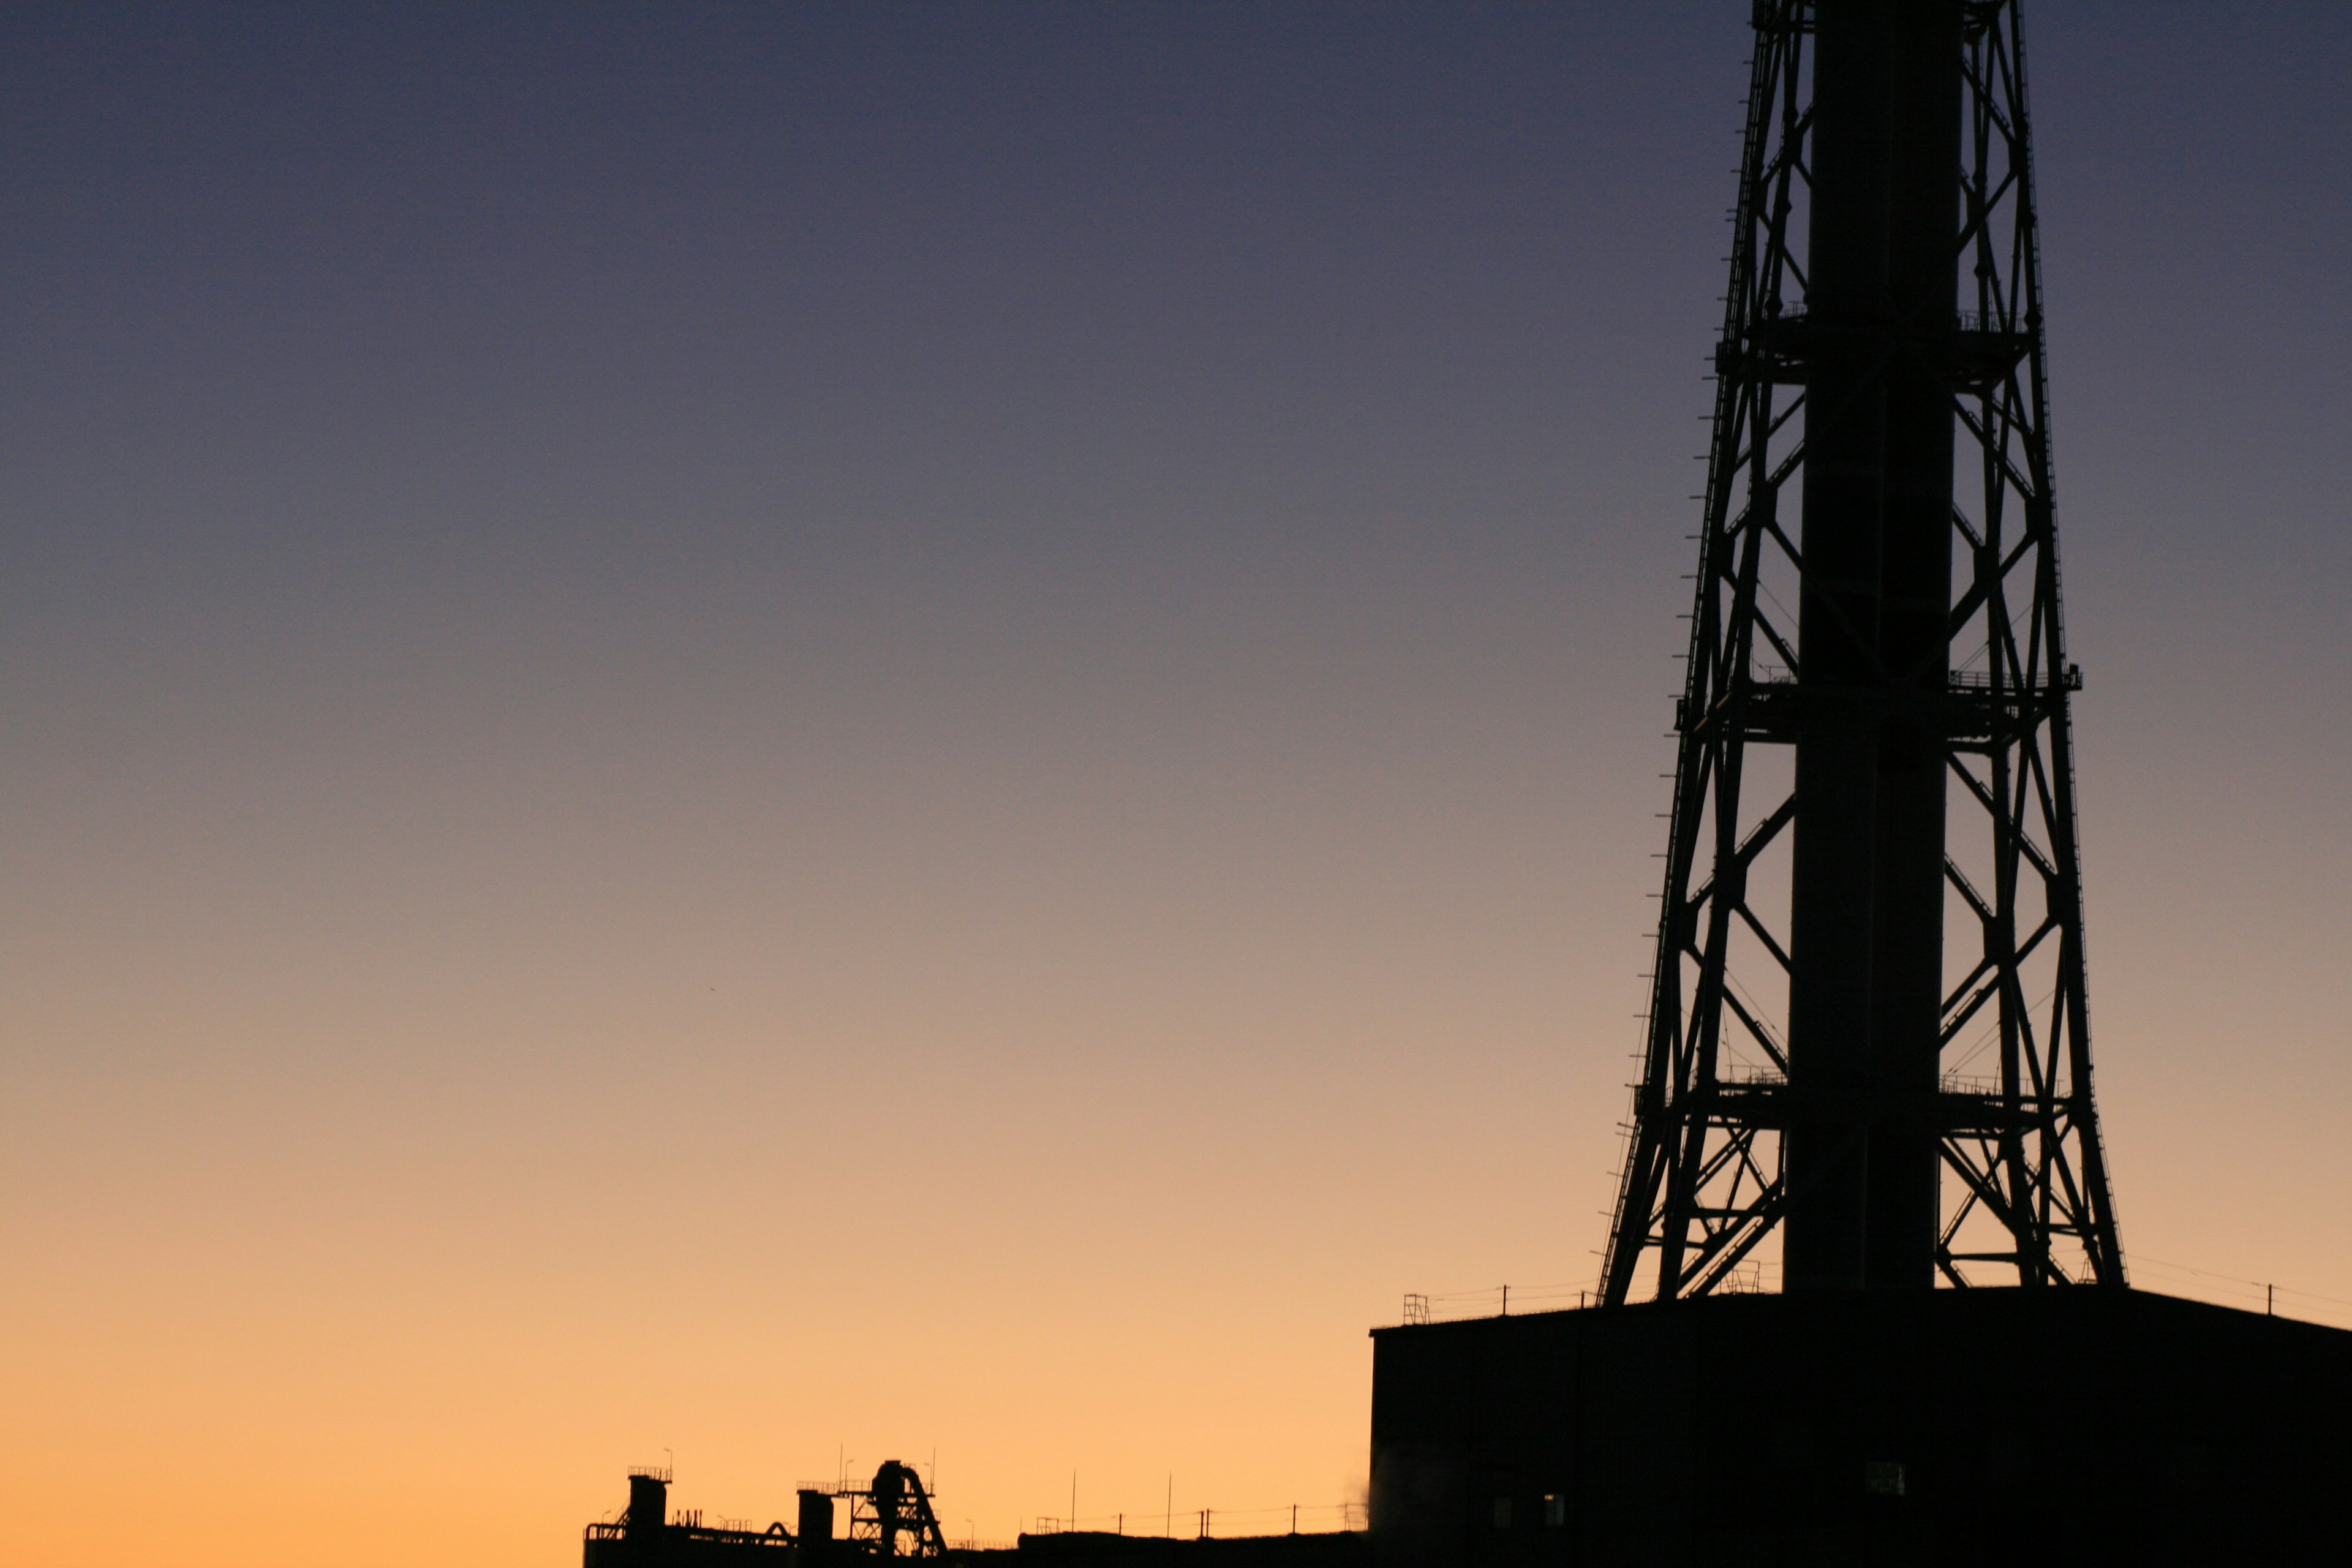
[[797, 1490, 834, 1564], [626, 1471, 669, 1538]]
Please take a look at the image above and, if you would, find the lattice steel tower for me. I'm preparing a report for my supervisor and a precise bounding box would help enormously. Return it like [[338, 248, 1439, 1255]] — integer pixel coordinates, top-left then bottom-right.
[[1600, 0, 2123, 1303]]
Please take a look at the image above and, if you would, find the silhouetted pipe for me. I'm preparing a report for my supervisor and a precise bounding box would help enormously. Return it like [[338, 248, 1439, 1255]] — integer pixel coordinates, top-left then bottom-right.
[[1784, 0, 1962, 1291]]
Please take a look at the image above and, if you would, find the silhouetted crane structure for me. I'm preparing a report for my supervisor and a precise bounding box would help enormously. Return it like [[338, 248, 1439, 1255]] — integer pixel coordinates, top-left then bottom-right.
[[1600, 0, 2124, 1303]]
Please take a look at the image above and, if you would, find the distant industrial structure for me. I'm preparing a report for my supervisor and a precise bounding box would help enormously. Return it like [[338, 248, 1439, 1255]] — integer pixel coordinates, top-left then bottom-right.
[[588, 3, 2350, 1564], [583, 1461, 951, 1566], [584, 1466, 791, 1564], [584, 1461, 971, 1566], [582, 1463, 1370, 1568]]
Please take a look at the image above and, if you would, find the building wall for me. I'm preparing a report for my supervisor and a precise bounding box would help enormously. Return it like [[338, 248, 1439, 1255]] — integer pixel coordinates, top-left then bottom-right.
[[1368, 1289, 2352, 1566]]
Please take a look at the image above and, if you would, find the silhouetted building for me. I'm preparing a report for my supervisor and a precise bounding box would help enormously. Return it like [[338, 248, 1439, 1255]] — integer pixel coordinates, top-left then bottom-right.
[[1369, 1290, 2352, 1564]]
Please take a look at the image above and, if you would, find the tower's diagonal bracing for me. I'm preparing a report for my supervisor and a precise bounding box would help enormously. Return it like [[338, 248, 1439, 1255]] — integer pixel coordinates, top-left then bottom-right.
[[1600, 0, 2122, 1304]]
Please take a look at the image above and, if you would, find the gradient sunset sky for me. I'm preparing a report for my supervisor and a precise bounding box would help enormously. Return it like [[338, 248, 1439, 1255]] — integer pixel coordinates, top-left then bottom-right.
[[4, 4, 2348, 1564]]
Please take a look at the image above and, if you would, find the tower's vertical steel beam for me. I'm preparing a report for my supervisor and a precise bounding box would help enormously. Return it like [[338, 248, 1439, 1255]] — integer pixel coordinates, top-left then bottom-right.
[[1782, 0, 1962, 1292]]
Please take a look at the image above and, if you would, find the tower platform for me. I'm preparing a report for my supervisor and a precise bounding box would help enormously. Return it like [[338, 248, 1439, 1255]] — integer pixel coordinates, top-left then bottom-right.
[[1368, 1288, 2350, 1565]]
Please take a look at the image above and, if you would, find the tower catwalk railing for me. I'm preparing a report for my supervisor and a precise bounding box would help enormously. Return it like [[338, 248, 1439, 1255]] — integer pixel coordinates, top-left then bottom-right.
[[1599, 0, 2123, 1303]]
